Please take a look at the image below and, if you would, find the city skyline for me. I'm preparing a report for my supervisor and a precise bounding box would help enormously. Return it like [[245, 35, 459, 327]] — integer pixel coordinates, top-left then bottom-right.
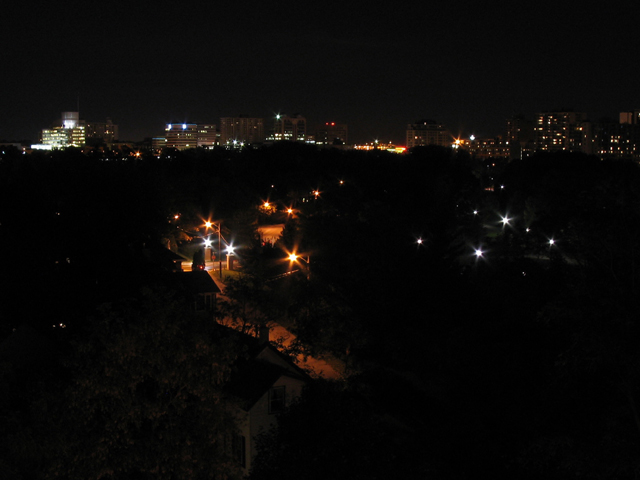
[[2, 2, 639, 144]]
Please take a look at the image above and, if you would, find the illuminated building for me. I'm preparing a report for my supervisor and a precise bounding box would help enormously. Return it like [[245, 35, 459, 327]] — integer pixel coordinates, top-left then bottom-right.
[[85, 117, 118, 148], [354, 142, 405, 153], [220, 116, 264, 145], [269, 114, 307, 142], [406, 120, 451, 148], [533, 111, 587, 153], [161, 123, 218, 150], [589, 116, 640, 160], [467, 136, 510, 159], [315, 122, 348, 145], [505, 115, 533, 160], [32, 111, 86, 150], [196, 124, 218, 147], [152, 137, 167, 151], [620, 110, 640, 125]]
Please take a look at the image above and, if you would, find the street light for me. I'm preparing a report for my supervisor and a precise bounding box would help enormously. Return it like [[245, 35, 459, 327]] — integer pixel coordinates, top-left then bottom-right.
[[288, 252, 310, 279], [205, 220, 223, 279]]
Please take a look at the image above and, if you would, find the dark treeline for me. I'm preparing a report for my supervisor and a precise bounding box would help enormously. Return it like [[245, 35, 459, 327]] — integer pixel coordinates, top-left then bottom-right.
[[1, 143, 640, 479]]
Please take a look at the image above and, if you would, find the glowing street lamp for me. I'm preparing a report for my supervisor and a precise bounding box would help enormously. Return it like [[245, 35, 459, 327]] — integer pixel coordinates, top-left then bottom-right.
[[204, 220, 223, 278], [500, 215, 511, 227], [288, 252, 310, 278]]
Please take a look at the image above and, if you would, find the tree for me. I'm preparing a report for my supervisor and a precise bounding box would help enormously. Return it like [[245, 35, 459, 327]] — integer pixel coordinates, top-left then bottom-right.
[[249, 379, 431, 480], [50, 287, 244, 480]]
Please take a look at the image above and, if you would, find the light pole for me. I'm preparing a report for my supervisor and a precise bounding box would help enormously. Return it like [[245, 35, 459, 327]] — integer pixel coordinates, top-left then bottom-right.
[[288, 253, 311, 279], [205, 221, 223, 279]]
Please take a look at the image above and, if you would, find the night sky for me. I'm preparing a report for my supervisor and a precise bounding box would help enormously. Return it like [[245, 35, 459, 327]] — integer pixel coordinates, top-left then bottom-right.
[[2, 1, 639, 145]]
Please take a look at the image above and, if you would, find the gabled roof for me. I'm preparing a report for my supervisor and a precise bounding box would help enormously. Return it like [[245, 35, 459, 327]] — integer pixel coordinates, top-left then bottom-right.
[[225, 331, 309, 411], [176, 270, 221, 295]]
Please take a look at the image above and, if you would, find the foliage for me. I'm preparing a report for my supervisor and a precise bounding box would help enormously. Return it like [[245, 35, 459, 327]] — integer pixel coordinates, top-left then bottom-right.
[[249, 379, 431, 480], [50, 287, 244, 480]]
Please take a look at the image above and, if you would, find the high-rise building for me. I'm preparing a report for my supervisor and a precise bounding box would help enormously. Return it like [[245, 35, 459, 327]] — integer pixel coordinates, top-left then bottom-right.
[[589, 117, 640, 160], [220, 116, 264, 145], [315, 122, 348, 145], [270, 114, 307, 142], [85, 117, 118, 148], [505, 115, 533, 160], [162, 123, 218, 150], [533, 111, 587, 153], [406, 120, 451, 148], [620, 110, 640, 125], [164, 123, 199, 150], [196, 124, 218, 147], [32, 111, 86, 150]]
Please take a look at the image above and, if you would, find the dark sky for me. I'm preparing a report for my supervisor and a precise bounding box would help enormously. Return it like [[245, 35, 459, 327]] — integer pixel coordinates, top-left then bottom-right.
[[2, 1, 639, 144]]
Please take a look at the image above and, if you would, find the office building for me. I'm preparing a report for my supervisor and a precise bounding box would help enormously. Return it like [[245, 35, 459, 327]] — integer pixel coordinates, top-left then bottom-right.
[[196, 124, 218, 147], [85, 117, 118, 148], [220, 116, 264, 145], [162, 123, 218, 150], [32, 111, 86, 150], [315, 122, 348, 145], [406, 120, 451, 148], [270, 114, 307, 142]]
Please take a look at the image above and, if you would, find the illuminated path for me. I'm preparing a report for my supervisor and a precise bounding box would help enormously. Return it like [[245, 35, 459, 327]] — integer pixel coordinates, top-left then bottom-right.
[[208, 271, 344, 381]]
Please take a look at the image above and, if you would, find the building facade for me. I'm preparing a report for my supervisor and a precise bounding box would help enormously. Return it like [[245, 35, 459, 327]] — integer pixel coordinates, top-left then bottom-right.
[[270, 114, 307, 142], [85, 117, 118, 148], [33, 111, 86, 150], [315, 122, 348, 145], [164, 123, 199, 150], [406, 120, 451, 148], [220, 116, 264, 146], [533, 111, 588, 153]]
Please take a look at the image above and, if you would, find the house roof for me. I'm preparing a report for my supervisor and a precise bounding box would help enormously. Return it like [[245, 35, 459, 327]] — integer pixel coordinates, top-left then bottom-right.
[[225, 331, 309, 411], [176, 270, 221, 295]]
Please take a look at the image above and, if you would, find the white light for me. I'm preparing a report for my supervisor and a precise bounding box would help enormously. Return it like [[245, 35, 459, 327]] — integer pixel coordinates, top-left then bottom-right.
[[549, 239, 555, 246], [474, 248, 484, 257], [182, 124, 187, 129], [473, 210, 478, 215], [501, 216, 511, 226]]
